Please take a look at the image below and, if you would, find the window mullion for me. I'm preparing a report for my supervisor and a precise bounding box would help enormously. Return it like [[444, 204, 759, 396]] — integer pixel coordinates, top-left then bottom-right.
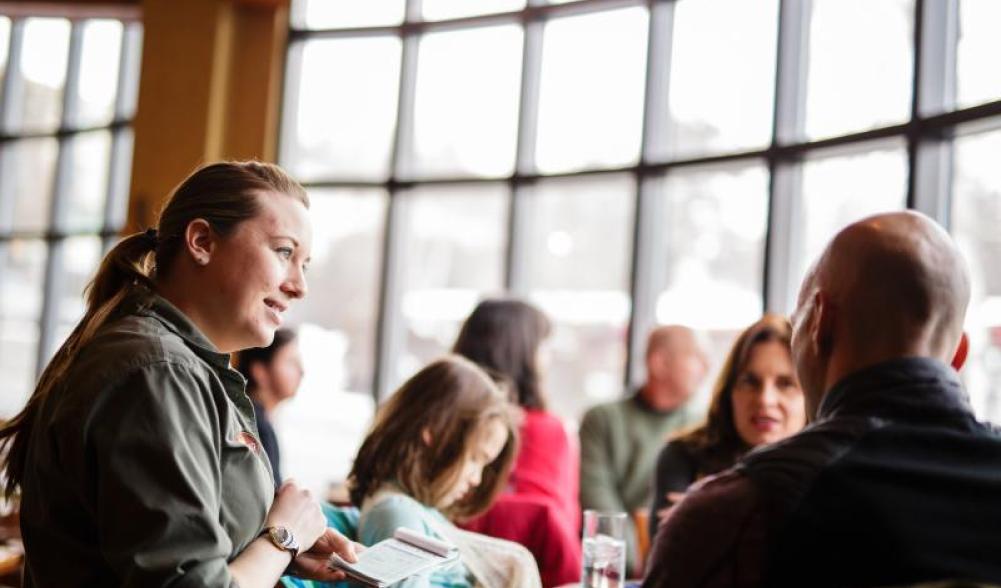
[[506, 15, 543, 295], [765, 0, 811, 314], [373, 4, 420, 402], [625, 0, 674, 390], [909, 0, 959, 227]]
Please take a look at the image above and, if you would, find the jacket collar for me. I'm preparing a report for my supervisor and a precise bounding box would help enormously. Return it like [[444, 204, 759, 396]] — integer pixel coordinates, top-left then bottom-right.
[[817, 357, 971, 423], [128, 286, 243, 382]]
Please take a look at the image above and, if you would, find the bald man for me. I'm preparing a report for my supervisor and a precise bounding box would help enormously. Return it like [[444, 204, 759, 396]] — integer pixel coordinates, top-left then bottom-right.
[[579, 325, 709, 574], [644, 211, 1001, 588]]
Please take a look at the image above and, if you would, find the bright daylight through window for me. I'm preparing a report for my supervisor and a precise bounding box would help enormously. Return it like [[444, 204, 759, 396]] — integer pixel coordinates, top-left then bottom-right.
[[273, 0, 1001, 494]]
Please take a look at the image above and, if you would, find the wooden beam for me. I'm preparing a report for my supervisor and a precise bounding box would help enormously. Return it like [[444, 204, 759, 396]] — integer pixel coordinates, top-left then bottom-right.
[[126, 0, 289, 231]]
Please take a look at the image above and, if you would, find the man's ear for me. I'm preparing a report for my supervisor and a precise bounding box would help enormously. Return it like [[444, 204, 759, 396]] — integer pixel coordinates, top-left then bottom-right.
[[812, 290, 836, 356], [184, 218, 215, 265], [951, 332, 970, 371], [421, 427, 433, 447]]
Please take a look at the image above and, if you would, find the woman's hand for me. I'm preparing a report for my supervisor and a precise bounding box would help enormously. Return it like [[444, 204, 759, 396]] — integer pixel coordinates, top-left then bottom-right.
[[656, 492, 687, 523], [265, 480, 327, 550], [287, 528, 364, 581]]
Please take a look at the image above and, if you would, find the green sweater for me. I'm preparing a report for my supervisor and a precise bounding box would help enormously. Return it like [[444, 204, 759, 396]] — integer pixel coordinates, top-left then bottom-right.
[[578, 393, 700, 572]]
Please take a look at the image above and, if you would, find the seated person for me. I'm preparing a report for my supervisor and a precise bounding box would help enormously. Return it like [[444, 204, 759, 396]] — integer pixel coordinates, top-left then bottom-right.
[[580, 325, 709, 574], [453, 299, 581, 587], [348, 356, 542, 588], [649, 314, 806, 539], [237, 328, 303, 485], [644, 211, 1001, 588]]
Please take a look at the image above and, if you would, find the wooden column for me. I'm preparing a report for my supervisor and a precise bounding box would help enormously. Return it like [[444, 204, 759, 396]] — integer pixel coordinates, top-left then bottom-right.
[[126, 0, 289, 231]]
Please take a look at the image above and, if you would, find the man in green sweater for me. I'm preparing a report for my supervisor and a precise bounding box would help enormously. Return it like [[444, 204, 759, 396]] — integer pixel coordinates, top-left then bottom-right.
[[579, 325, 709, 575]]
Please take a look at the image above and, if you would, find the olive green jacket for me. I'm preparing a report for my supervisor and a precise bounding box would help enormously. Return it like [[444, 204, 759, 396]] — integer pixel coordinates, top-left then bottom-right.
[[19, 288, 275, 587]]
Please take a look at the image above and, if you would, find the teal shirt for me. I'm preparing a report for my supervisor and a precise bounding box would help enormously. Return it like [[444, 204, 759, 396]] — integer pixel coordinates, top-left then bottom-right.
[[19, 288, 275, 587], [359, 493, 473, 588]]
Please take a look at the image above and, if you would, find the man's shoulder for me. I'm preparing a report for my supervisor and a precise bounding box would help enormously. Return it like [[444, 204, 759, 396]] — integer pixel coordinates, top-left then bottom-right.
[[580, 398, 634, 433], [736, 415, 884, 499], [582, 397, 632, 419]]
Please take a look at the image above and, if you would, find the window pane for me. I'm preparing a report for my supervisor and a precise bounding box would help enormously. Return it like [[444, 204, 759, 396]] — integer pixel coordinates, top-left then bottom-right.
[[59, 130, 112, 233], [662, 0, 778, 159], [804, 0, 914, 140], [75, 19, 123, 128], [286, 188, 387, 396], [522, 174, 634, 421], [423, 0, 525, 21], [291, 0, 405, 29], [791, 141, 908, 309], [45, 236, 102, 361], [0, 138, 59, 234], [651, 162, 768, 384], [282, 37, 401, 181], [411, 25, 522, 179], [14, 18, 71, 134], [0, 239, 47, 414], [957, 0, 1001, 109], [0, 17, 11, 100], [536, 7, 648, 174], [397, 184, 508, 384], [952, 127, 1001, 422], [55, 236, 101, 325], [278, 188, 386, 495]]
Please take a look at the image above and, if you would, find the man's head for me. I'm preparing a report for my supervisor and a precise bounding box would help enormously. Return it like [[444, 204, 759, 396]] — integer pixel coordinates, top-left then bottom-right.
[[790, 211, 971, 418], [642, 325, 710, 412]]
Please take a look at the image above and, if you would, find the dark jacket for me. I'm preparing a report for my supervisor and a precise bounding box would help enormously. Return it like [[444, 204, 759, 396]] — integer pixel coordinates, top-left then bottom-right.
[[20, 288, 275, 587], [252, 399, 282, 486], [644, 357, 1001, 588]]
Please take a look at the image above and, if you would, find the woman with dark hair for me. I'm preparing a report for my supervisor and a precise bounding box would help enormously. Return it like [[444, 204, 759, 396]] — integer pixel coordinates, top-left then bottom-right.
[[0, 161, 356, 587], [452, 299, 580, 587], [237, 328, 303, 484], [648, 313, 807, 540]]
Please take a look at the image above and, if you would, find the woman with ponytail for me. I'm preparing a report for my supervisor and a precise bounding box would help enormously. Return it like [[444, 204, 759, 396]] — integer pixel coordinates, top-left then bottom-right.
[[0, 161, 357, 587]]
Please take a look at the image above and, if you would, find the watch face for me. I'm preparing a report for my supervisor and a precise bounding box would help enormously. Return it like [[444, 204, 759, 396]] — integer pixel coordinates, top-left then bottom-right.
[[270, 527, 292, 546]]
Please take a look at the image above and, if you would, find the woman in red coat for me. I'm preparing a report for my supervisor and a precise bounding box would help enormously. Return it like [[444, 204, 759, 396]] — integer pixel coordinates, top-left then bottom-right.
[[453, 299, 581, 586]]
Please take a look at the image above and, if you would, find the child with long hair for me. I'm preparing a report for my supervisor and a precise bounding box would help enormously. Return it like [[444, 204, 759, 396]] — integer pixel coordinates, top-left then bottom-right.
[[348, 356, 541, 588]]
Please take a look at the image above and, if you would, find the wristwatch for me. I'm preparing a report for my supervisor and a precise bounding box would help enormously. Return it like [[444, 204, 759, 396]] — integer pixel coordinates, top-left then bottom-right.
[[258, 526, 300, 562]]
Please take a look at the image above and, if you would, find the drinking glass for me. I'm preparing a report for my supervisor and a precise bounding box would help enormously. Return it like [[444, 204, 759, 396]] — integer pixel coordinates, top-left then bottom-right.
[[581, 509, 627, 588]]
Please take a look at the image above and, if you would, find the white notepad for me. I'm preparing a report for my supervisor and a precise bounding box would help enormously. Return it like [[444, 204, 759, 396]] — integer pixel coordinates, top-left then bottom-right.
[[329, 527, 460, 588]]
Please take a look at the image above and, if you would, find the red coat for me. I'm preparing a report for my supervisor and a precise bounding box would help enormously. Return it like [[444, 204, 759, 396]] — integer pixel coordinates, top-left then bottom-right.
[[463, 409, 582, 587]]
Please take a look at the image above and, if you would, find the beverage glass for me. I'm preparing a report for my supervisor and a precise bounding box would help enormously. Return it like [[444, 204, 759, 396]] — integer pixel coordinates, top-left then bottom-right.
[[581, 509, 627, 588]]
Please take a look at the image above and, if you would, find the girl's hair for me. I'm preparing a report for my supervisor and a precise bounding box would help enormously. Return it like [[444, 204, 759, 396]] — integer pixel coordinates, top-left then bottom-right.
[[0, 161, 308, 497], [348, 355, 518, 519], [236, 328, 298, 393], [452, 299, 552, 410], [673, 313, 794, 474]]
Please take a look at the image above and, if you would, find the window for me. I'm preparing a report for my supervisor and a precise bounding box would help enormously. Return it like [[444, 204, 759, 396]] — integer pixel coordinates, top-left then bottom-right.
[[791, 140, 909, 306], [956, 0, 1001, 109], [952, 125, 1001, 422], [804, 0, 914, 139], [535, 7, 648, 174], [397, 184, 508, 385], [660, 0, 779, 159], [281, 0, 1001, 492], [649, 161, 769, 396], [0, 11, 142, 413], [522, 174, 634, 420]]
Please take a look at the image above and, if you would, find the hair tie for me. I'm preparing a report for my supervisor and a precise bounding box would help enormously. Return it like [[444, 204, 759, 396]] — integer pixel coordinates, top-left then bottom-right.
[[143, 228, 159, 248]]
